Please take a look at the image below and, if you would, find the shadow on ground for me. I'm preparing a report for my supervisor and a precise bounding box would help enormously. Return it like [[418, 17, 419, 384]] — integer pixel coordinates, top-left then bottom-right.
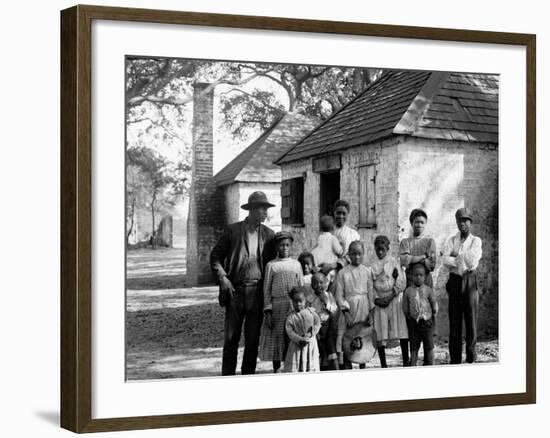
[[126, 285, 499, 380], [126, 274, 186, 290]]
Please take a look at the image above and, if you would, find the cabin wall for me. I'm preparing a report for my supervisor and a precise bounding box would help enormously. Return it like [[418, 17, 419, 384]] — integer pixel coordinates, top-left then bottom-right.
[[342, 137, 403, 263], [280, 136, 498, 340], [397, 137, 498, 339], [280, 158, 318, 255]]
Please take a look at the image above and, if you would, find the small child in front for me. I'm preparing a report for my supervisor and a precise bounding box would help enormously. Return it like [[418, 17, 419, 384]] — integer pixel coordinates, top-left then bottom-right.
[[284, 286, 321, 372], [402, 263, 438, 366], [307, 272, 339, 370], [371, 235, 409, 368]]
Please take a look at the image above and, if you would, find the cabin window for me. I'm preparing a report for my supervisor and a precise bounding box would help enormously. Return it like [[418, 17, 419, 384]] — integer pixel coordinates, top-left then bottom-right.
[[281, 177, 304, 226], [358, 164, 377, 227]]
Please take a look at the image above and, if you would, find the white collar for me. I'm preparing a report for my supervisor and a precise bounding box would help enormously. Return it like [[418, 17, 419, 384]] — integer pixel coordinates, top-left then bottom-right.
[[454, 231, 475, 244]]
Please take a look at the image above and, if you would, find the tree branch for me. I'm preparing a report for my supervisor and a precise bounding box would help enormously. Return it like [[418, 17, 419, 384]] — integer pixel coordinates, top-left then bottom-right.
[[219, 88, 285, 114], [127, 72, 265, 108], [127, 116, 186, 143]]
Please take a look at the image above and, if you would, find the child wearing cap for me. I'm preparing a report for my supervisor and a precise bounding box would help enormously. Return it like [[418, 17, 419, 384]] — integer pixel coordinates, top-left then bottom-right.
[[259, 231, 304, 373], [402, 263, 438, 366], [371, 235, 409, 368], [284, 286, 321, 372]]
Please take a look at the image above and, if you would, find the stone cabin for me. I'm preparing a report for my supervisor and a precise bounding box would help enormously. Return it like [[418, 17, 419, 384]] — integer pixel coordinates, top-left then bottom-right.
[[213, 113, 320, 232], [274, 70, 499, 338]]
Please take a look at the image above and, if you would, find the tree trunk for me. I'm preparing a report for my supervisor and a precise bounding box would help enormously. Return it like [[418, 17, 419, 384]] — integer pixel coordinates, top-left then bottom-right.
[[126, 197, 136, 245], [151, 194, 157, 249]]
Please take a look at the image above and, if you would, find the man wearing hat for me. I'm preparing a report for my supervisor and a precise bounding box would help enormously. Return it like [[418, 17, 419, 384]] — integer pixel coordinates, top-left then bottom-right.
[[210, 191, 277, 375], [442, 208, 483, 364]]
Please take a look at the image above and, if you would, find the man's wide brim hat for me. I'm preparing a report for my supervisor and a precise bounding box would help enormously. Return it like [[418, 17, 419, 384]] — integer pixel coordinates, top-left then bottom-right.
[[343, 322, 376, 364], [240, 191, 275, 210]]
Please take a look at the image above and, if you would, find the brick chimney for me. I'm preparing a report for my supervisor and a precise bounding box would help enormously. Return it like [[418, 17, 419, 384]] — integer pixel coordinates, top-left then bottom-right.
[[186, 83, 225, 286]]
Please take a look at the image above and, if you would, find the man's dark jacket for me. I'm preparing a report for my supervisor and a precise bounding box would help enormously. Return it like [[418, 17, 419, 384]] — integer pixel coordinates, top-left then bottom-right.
[[210, 219, 277, 285]]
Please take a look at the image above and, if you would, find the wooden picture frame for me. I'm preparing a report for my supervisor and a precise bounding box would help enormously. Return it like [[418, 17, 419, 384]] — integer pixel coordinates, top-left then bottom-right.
[[60, 4, 536, 433]]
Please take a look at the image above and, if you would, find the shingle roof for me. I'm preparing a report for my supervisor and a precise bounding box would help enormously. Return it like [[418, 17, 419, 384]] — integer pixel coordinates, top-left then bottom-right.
[[214, 113, 320, 186], [400, 72, 499, 143], [275, 70, 499, 164]]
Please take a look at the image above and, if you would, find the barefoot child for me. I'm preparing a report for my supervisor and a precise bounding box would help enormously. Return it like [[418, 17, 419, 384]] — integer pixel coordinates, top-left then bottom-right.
[[335, 241, 375, 369], [259, 232, 303, 373], [371, 235, 409, 367], [402, 263, 438, 366], [307, 272, 339, 370], [284, 287, 321, 372]]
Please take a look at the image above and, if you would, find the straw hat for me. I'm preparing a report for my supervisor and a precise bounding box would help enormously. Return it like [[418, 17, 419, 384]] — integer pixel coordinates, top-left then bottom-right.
[[343, 321, 376, 364]]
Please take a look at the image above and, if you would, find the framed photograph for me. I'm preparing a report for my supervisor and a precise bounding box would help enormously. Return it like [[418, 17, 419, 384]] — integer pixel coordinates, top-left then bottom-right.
[[60, 4, 536, 433]]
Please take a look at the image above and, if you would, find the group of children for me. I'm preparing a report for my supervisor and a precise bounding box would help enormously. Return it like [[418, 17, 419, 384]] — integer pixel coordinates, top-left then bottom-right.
[[259, 214, 438, 373]]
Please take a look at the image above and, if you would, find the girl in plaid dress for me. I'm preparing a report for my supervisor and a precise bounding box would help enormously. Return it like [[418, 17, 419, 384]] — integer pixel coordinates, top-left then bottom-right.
[[259, 232, 304, 373]]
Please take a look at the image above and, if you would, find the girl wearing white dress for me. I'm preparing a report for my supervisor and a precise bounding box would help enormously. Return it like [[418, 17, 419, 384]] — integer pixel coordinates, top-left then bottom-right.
[[284, 287, 321, 373], [371, 235, 409, 367], [335, 241, 375, 369]]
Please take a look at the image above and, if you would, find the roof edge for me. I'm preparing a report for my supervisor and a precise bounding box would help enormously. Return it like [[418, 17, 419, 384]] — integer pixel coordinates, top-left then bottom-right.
[[213, 117, 283, 186], [393, 71, 450, 136]]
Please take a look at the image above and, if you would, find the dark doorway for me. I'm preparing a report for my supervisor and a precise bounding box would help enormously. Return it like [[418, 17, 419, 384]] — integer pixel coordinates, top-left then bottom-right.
[[320, 171, 340, 218]]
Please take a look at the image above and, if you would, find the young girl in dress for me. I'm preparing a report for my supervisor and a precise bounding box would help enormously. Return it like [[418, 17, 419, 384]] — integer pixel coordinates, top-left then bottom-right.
[[284, 286, 321, 372], [259, 232, 304, 373], [335, 240, 375, 369], [371, 235, 409, 367]]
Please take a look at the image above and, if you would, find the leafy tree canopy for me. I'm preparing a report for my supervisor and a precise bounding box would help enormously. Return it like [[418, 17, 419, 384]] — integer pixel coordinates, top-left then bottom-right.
[[126, 57, 383, 139]]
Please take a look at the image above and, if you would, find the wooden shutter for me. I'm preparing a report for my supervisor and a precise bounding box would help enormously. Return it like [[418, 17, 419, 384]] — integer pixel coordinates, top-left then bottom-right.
[[281, 177, 304, 225], [293, 177, 304, 225], [359, 165, 376, 226], [281, 179, 292, 221]]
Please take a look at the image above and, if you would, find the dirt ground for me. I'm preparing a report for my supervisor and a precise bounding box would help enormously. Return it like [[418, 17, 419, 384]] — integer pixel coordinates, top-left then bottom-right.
[[126, 248, 499, 380]]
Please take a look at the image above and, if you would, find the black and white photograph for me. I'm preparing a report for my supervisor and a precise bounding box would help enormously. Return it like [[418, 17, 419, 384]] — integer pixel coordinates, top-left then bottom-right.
[[2, 0, 545, 435], [125, 57, 499, 380]]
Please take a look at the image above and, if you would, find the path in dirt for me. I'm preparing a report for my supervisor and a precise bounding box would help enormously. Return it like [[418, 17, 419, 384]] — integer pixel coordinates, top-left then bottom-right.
[[126, 248, 499, 380]]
